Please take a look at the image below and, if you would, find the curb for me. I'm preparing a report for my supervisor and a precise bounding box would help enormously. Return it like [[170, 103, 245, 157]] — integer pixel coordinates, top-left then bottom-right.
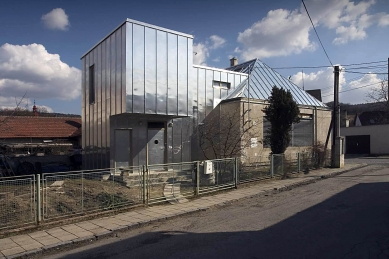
[[6, 164, 368, 259]]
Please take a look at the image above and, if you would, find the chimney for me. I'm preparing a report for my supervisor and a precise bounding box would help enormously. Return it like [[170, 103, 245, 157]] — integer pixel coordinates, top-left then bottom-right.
[[33, 100, 39, 117], [230, 57, 238, 67]]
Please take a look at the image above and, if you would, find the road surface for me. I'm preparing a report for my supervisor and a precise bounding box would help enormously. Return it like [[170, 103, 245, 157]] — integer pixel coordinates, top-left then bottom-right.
[[43, 159, 389, 259]]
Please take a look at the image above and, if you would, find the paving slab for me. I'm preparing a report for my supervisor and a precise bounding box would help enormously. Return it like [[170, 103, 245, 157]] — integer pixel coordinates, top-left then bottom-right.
[[1, 246, 25, 257], [0, 238, 19, 250]]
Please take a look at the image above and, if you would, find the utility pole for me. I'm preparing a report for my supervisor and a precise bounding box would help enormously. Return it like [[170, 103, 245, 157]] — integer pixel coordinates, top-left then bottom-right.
[[332, 65, 342, 167]]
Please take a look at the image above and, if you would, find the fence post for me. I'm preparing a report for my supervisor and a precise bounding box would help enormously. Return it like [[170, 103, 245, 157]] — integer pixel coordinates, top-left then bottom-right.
[[81, 171, 84, 212], [234, 157, 239, 189], [36, 174, 41, 224], [142, 165, 147, 205], [297, 153, 301, 172], [271, 155, 274, 178], [195, 161, 200, 196]]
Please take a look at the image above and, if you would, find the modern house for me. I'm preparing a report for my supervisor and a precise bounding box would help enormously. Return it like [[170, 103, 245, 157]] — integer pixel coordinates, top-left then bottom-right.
[[81, 18, 332, 169]]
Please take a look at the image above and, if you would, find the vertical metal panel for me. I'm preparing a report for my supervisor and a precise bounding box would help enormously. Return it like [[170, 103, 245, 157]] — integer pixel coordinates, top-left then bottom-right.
[[121, 25, 126, 113], [93, 48, 98, 169], [89, 51, 94, 169], [205, 69, 214, 116], [187, 38, 193, 116], [213, 71, 221, 100], [167, 121, 173, 163], [197, 68, 206, 123], [133, 24, 145, 113], [156, 30, 167, 114], [97, 44, 102, 168], [145, 27, 157, 114], [126, 23, 133, 113], [177, 36, 188, 115], [105, 36, 111, 150], [81, 58, 86, 149], [85, 53, 90, 169], [181, 117, 191, 162], [172, 119, 182, 163], [110, 34, 116, 115], [167, 33, 178, 115], [235, 75, 241, 90], [101, 40, 107, 168], [115, 29, 122, 114]]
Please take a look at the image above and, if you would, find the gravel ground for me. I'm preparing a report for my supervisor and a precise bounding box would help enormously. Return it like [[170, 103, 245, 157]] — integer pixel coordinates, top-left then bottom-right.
[[40, 161, 389, 259]]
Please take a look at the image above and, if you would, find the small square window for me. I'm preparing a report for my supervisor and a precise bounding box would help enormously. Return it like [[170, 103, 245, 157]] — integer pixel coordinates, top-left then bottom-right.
[[213, 80, 230, 90]]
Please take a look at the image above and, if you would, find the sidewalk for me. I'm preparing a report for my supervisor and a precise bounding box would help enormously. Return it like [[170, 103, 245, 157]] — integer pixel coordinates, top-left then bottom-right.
[[0, 163, 366, 259]]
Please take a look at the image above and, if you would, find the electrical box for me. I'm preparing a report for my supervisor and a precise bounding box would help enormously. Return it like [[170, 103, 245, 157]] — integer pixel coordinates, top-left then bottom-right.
[[204, 160, 213, 174]]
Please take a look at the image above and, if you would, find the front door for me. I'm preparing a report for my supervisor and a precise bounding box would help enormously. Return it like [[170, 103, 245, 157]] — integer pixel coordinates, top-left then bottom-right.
[[147, 122, 166, 165], [114, 129, 132, 168]]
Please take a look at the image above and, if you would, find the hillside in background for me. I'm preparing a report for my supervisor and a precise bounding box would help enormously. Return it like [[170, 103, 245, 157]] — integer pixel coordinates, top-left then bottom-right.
[[325, 102, 386, 115]]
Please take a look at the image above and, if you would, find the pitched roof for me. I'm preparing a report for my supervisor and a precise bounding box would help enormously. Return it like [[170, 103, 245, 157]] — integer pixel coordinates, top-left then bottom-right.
[[355, 111, 389, 126], [224, 59, 327, 107], [0, 116, 81, 139]]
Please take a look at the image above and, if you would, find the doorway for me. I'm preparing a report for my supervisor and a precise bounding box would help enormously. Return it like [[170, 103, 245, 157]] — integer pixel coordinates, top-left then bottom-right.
[[147, 122, 166, 165], [114, 129, 132, 168]]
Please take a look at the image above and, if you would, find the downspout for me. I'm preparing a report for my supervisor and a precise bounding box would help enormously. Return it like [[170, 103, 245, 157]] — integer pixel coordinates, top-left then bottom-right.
[[314, 106, 318, 146]]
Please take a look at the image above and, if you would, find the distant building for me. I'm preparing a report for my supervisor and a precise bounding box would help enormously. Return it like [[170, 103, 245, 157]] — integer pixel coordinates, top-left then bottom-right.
[[81, 18, 332, 169], [0, 116, 81, 155], [341, 111, 389, 154]]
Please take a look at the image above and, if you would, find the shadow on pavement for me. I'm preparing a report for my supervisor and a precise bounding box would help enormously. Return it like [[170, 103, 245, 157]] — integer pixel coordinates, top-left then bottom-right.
[[59, 182, 389, 259]]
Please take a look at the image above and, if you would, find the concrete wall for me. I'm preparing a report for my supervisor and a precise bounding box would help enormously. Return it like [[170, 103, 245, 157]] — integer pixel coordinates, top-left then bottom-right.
[[341, 124, 389, 154]]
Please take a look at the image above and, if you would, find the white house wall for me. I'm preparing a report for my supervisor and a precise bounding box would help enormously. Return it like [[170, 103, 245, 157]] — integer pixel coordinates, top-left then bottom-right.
[[341, 124, 389, 154]]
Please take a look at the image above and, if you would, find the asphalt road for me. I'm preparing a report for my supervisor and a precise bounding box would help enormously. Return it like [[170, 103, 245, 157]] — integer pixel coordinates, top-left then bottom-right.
[[44, 160, 389, 259]]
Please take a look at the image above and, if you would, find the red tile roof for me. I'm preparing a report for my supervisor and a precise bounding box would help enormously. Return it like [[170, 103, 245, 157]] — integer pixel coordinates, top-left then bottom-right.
[[0, 116, 81, 139]]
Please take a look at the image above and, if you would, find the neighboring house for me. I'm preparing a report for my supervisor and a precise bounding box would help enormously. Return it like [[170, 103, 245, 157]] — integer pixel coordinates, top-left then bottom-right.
[[341, 111, 389, 154], [81, 18, 332, 169], [0, 116, 81, 155]]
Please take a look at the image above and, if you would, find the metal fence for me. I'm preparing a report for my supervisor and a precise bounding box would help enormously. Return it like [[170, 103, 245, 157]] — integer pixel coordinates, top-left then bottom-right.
[[0, 175, 36, 230], [42, 166, 143, 220], [0, 152, 330, 231], [146, 162, 195, 204]]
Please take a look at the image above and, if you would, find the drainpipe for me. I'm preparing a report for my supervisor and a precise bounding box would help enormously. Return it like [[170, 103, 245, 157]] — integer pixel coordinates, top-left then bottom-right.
[[314, 107, 318, 146]]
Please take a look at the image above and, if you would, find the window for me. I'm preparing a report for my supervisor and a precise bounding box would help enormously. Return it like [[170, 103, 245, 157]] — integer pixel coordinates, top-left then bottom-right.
[[213, 80, 230, 90], [89, 65, 95, 104], [263, 115, 314, 148]]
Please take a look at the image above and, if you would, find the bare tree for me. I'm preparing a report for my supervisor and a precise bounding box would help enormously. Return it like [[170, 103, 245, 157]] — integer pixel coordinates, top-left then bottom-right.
[[366, 79, 389, 111], [198, 104, 260, 159]]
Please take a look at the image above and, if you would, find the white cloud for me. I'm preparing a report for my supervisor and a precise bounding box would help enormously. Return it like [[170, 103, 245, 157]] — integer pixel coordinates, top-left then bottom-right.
[[0, 43, 81, 102], [193, 35, 226, 65], [212, 57, 220, 62], [236, 0, 389, 60], [290, 67, 382, 104], [237, 9, 315, 60], [209, 35, 226, 50], [193, 43, 209, 66], [41, 8, 70, 31]]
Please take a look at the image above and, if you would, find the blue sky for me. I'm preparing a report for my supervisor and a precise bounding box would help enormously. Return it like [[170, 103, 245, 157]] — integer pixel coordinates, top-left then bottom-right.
[[0, 0, 388, 114]]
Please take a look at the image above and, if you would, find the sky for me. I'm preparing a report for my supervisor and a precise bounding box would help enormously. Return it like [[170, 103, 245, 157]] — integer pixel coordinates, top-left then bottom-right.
[[0, 0, 388, 115]]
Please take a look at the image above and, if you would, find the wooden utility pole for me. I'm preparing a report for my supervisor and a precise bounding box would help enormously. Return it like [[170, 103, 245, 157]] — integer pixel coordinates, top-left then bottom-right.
[[331, 66, 340, 167]]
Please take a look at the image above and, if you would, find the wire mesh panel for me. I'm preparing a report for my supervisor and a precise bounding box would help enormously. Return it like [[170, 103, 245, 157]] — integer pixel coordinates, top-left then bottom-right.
[[199, 158, 235, 194], [272, 154, 285, 176], [284, 154, 299, 174], [147, 162, 195, 204], [0, 175, 36, 230], [238, 156, 271, 182], [42, 166, 142, 220]]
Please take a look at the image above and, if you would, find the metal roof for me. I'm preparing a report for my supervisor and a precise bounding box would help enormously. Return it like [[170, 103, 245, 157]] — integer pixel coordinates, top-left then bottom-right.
[[224, 59, 327, 107]]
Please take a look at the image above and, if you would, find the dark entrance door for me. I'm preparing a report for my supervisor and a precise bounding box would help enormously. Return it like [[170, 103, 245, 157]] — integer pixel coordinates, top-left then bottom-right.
[[147, 122, 166, 165], [345, 135, 370, 154], [114, 129, 132, 168]]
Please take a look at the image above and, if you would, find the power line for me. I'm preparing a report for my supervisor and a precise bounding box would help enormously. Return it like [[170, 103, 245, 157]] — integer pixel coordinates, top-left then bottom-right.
[[302, 0, 333, 67], [343, 71, 388, 75], [322, 81, 382, 97], [271, 61, 387, 70]]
